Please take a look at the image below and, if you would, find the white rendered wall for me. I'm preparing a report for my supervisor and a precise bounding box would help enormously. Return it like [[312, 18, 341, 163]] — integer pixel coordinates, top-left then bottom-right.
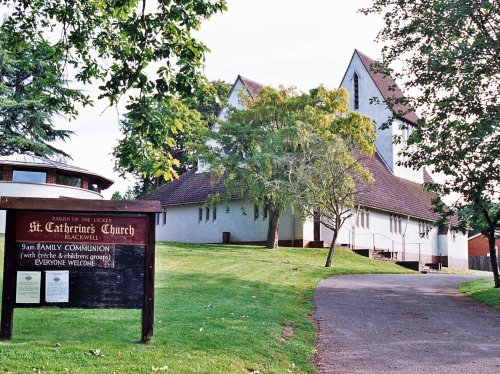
[[155, 200, 303, 245], [318, 208, 469, 268], [340, 54, 423, 184], [198, 78, 247, 173], [0, 181, 103, 233], [340, 54, 394, 170]]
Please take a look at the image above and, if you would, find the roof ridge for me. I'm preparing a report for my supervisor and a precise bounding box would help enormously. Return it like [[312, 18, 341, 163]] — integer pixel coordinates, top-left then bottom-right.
[[237, 74, 264, 98]]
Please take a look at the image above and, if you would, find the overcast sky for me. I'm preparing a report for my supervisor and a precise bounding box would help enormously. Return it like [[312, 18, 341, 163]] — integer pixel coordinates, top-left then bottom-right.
[[53, 0, 383, 198]]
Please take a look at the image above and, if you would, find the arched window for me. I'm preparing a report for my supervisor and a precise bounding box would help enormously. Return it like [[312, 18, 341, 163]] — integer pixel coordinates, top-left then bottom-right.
[[353, 72, 359, 110]]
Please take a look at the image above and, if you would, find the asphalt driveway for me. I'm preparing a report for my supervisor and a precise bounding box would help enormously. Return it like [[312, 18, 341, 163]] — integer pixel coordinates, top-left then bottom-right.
[[313, 274, 500, 374]]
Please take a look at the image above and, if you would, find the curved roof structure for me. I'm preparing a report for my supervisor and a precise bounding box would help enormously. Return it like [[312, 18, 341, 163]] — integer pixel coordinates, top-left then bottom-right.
[[0, 153, 113, 189]]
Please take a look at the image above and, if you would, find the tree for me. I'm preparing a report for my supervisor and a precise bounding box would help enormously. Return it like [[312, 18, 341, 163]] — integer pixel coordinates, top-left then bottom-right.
[[363, 1, 500, 286], [201, 85, 374, 249], [111, 188, 136, 201], [1, 0, 226, 172], [113, 96, 205, 194], [287, 136, 374, 267], [114, 80, 230, 198], [0, 24, 89, 158]]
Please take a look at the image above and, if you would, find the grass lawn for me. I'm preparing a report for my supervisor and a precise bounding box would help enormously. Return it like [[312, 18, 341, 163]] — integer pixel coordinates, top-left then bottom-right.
[[0, 235, 413, 373], [460, 277, 500, 310]]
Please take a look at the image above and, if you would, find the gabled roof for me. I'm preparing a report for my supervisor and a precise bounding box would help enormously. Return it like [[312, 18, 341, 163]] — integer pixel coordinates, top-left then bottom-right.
[[0, 153, 113, 188], [347, 49, 419, 125], [143, 153, 444, 223], [238, 75, 264, 98], [142, 168, 225, 206]]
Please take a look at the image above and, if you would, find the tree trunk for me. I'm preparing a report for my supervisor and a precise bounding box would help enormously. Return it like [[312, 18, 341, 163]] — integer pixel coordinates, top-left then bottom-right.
[[266, 206, 280, 249], [325, 229, 338, 268], [487, 227, 500, 288]]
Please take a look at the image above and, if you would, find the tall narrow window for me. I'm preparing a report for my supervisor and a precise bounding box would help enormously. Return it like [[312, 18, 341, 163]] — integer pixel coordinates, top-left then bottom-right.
[[263, 204, 268, 219], [156, 213, 160, 226], [353, 72, 359, 110], [390, 215, 393, 233], [162, 210, 167, 225], [254, 204, 259, 220], [198, 207, 203, 223], [366, 210, 370, 229], [213, 206, 217, 222], [398, 217, 402, 234], [206, 207, 210, 222]]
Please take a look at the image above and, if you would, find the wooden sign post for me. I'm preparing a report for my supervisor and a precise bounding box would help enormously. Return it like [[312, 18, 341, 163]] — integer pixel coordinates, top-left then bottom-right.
[[0, 197, 161, 342]]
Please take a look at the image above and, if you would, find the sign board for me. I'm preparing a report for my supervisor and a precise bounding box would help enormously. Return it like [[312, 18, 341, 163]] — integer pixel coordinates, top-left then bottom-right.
[[0, 197, 161, 342]]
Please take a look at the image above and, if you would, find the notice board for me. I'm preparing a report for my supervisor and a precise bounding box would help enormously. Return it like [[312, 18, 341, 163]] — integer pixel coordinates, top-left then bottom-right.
[[0, 197, 161, 342]]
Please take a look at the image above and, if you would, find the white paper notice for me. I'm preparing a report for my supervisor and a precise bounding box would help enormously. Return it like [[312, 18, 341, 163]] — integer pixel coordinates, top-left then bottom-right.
[[16, 271, 41, 303], [45, 271, 69, 303]]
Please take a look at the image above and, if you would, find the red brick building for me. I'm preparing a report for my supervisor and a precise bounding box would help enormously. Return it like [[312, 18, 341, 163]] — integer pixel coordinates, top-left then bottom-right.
[[468, 233, 500, 257]]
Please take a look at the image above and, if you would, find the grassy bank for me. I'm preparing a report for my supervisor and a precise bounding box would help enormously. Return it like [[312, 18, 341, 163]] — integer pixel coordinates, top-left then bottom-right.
[[0, 238, 413, 373], [460, 278, 500, 310]]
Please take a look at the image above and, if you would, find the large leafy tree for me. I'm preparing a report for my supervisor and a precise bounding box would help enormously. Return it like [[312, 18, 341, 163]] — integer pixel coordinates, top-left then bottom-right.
[[363, 1, 500, 286], [0, 24, 89, 158], [114, 80, 230, 198], [202, 86, 374, 249], [287, 135, 374, 267], [1, 0, 226, 170]]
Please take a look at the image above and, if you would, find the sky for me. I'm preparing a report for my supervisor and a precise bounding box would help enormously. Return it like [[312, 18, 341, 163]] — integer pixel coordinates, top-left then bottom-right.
[[52, 0, 384, 198]]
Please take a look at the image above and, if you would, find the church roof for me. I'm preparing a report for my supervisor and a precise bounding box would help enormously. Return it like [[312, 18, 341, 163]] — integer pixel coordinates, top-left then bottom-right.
[[143, 154, 444, 223], [350, 49, 419, 125], [238, 75, 264, 98], [0, 153, 113, 188]]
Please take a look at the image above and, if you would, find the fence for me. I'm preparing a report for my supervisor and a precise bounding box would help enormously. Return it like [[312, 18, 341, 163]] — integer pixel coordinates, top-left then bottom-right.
[[469, 256, 499, 272]]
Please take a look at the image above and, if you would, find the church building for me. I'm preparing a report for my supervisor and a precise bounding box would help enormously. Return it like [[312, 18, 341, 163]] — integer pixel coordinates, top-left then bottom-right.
[[143, 50, 468, 269]]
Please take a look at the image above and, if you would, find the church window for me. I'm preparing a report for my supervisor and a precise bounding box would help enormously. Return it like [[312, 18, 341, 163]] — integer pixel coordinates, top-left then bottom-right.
[[254, 204, 259, 220], [366, 210, 370, 229], [198, 207, 203, 223], [354, 72, 359, 110], [206, 207, 210, 222], [361, 209, 365, 227], [156, 213, 160, 226], [398, 217, 402, 234], [213, 206, 217, 222], [390, 215, 393, 233], [263, 204, 268, 219], [162, 210, 167, 225]]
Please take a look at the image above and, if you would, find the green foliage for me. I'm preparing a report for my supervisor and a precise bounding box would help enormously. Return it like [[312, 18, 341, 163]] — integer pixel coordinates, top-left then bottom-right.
[[0, 23, 89, 158], [110, 188, 136, 201], [114, 96, 204, 183], [0, 236, 413, 373], [460, 278, 500, 310], [200, 85, 375, 248], [288, 135, 374, 245], [114, 80, 230, 198], [363, 0, 500, 285], [1, 0, 226, 166]]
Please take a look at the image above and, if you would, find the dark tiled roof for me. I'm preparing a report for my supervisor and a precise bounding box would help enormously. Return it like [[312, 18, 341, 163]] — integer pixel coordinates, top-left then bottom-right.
[[423, 169, 435, 185], [355, 50, 419, 125], [356, 152, 439, 222], [239, 75, 264, 98], [142, 154, 443, 223], [142, 168, 226, 205]]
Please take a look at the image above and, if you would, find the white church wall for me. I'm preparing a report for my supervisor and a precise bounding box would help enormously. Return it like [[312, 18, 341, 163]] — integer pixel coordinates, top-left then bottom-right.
[[391, 118, 423, 184], [340, 54, 394, 171], [155, 200, 303, 245]]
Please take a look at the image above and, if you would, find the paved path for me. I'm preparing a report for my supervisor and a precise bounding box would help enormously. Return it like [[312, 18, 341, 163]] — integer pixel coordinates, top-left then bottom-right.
[[313, 274, 500, 374]]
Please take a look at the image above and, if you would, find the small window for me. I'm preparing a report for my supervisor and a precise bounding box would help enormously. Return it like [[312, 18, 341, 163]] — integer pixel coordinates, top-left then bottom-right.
[[356, 211, 360, 227], [361, 210, 365, 228], [213, 206, 217, 222], [56, 173, 82, 188], [390, 215, 393, 233], [156, 213, 160, 226], [353, 72, 359, 110], [263, 204, 268, 219], [254, 204, 259, 220], [366, 210, 370, 229], [162, 210, 167, 225], [12, 170, 46, 183], [198, 207, 203, 223], [205, 207, 210, 222], [398, 217, 402, 234]]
